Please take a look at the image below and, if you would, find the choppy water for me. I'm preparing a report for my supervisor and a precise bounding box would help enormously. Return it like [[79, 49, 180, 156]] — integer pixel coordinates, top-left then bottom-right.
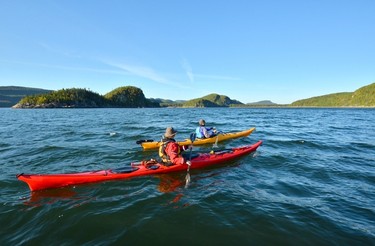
[[0, 108, 374, 245]]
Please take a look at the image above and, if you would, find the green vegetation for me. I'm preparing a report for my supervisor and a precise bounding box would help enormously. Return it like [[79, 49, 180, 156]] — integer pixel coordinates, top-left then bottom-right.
[[16, 88, 110, 108], [5, 82, 375, 108], [13, 86, 159, 108], [247, 100, 278, 106], [104, 86, 158, 107], [0, 86, 52, 107], [291, 92, 353, 107], [291, 83, 375, 107], [350, 83, 375, 106], [148, 98, 185, 107], [182, 93, 244, 107]]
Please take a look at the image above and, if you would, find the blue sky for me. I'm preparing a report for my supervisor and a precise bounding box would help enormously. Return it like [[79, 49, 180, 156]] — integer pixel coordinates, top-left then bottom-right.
[[1, 0, 374, 104]]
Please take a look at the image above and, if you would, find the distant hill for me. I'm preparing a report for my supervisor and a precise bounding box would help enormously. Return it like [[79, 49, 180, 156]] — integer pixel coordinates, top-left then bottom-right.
[[14, 88, 111, 108], [6, 82, 375, 108], [291, 83, 375, 107], [0, 86, 52, 107], [148, 98, 186, 107], [104, 86, 158, 107], [247, 100, 278, 106], [350, 83, 375, 106], [12, 86, 160, 108], [182, 93, 244, 107]]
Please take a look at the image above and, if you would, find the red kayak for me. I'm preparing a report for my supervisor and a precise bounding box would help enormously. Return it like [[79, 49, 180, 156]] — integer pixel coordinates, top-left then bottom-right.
[[17, 140, 262, 191]]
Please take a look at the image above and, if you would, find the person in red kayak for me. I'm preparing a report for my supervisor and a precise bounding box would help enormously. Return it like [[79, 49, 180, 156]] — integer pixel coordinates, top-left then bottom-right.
[[195, 119, 217, 138], [159, 127, 192, 167]]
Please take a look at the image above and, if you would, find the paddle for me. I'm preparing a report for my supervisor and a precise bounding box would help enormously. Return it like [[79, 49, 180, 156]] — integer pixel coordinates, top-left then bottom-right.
[[210, 127, 224, 152], [188, 133, 196, 169], [135, 139, 154, 144], [212, 134, 219, 148], [185, 132, 196, 187]]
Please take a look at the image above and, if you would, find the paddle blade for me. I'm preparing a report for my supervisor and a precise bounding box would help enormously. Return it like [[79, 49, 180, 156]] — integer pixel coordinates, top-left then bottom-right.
[[185, 173, 191, 188], [212, 135, 219, 148], [190, 133, 196, 143], [136, 139, 154, 144]]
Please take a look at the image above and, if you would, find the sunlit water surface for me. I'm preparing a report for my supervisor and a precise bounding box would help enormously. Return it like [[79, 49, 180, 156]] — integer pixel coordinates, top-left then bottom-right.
[[0, 108, 374, 245]]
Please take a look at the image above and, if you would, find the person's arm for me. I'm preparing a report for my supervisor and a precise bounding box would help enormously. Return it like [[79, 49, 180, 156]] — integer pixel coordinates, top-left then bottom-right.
[[202, 127, 210, 138], [204, 127, 216, 138]]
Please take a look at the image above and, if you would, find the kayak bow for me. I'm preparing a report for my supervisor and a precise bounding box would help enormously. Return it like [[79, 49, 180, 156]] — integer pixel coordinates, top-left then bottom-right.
[[17, 140, 262, 191]]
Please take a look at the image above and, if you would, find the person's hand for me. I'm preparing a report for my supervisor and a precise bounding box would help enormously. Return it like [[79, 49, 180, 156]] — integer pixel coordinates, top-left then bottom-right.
[[186, 161, 192, 166]]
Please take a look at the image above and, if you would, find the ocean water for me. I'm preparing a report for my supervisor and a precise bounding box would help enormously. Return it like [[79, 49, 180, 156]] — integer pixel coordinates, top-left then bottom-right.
[[0, 108, 374, 245]]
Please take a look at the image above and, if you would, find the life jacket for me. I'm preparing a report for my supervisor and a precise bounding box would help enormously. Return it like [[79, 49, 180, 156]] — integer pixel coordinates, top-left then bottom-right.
[[195, 126, 204, 138], [158, 138, 180, 166]]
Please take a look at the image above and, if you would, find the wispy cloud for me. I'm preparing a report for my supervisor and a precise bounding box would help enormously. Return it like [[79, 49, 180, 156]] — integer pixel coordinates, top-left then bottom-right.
[[106, 61, 170, 85], [103, 61, 191, 89], [181, 57, 241, 82], [181, 58, 194, 83], [0, 59, 127, 75], [195, 74, 241, 81], [38, 42, 82, 59]]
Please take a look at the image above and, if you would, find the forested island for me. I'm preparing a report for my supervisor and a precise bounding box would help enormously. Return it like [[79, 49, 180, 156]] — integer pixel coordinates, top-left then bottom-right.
[[291, 83, 375, 107], [3, 86, 270, 108], [1, 82, 374, 108], [11, 86, 158, 108]]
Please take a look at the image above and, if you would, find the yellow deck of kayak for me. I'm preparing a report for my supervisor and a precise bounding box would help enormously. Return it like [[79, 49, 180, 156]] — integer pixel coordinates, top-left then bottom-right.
[[141, 127, 255, 150]]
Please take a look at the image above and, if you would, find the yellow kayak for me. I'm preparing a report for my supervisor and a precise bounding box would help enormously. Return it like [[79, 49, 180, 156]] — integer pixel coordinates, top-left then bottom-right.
[[139, 127, 255, 150]]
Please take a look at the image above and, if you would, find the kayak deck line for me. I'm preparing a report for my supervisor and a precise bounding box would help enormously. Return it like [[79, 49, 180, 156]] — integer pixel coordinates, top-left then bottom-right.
[[17, 140, 262, 192]]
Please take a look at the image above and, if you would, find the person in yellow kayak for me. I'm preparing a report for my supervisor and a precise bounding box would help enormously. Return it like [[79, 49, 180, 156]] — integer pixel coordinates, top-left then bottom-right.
[[195, 119, 217, 139], [159, 127, 192, 167]]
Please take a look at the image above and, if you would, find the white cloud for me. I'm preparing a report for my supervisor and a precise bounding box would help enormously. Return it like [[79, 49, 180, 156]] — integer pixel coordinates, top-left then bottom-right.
[[0, 59, 126, 75], [38, 42, 82, 59], [103, 60, 191, 89], [181, 58, 194, 83], [195, 74, 241, 81], [106, 62, 169, 84]]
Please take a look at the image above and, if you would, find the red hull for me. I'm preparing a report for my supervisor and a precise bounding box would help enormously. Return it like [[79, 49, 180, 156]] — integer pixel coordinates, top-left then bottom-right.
[[17, 141, 262, 191]]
